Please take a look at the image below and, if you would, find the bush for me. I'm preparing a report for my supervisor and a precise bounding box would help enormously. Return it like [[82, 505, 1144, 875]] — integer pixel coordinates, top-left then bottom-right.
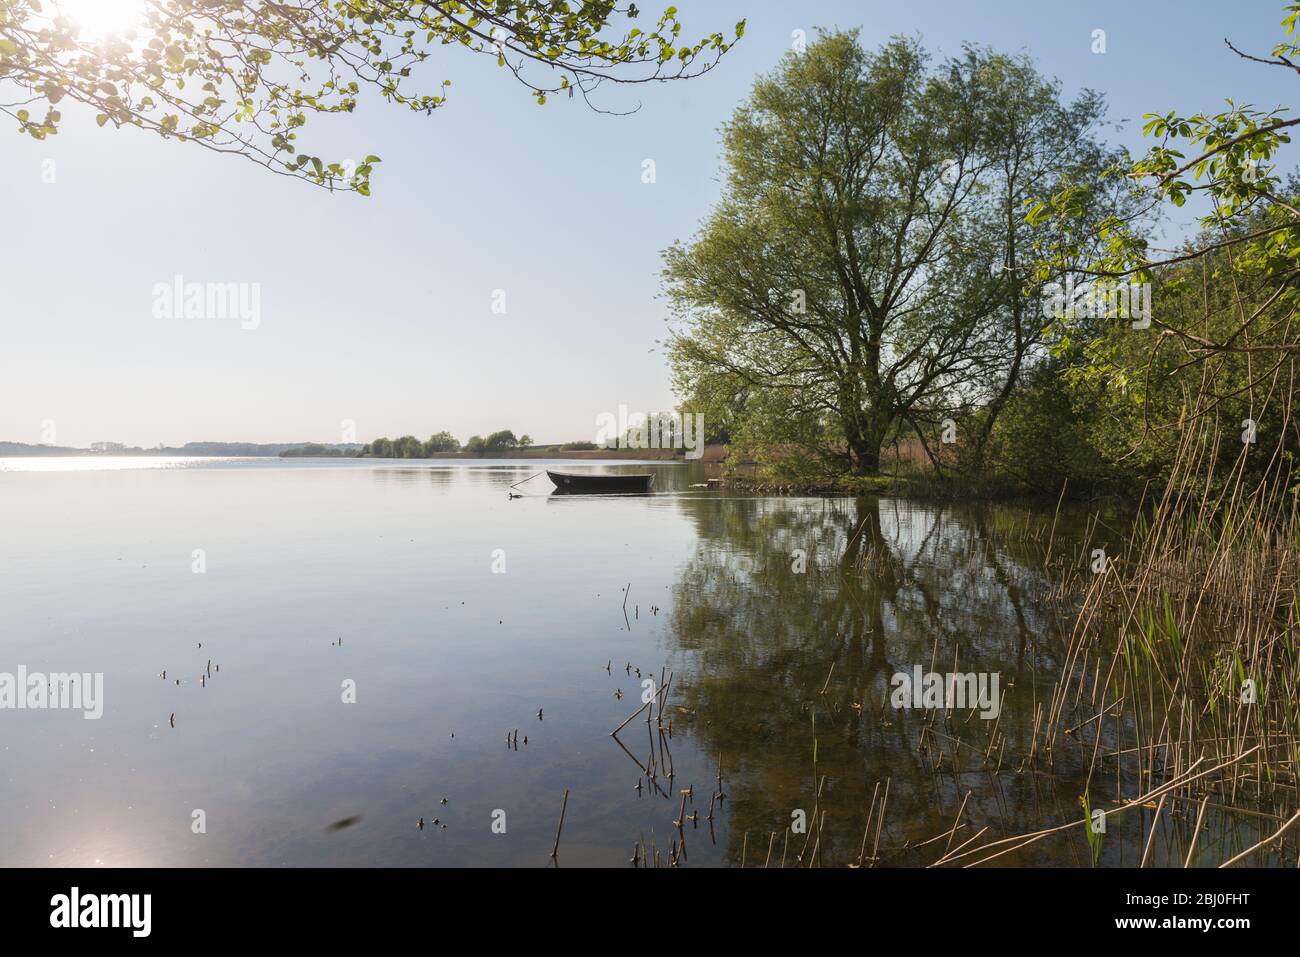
[[484, 430, 518, 452], [425, 431, 460, 453]]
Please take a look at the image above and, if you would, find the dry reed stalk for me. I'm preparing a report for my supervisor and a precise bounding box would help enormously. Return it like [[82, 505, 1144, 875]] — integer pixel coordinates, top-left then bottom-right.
[[550, 789, 569, 859]]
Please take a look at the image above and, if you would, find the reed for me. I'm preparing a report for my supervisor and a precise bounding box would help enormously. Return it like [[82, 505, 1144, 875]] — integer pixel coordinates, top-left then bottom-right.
[[974, 377, 1300, 868]]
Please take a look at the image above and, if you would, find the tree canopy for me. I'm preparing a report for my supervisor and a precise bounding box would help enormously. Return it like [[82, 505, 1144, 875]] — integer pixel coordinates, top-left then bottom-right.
[[664, 31, 1119, 474], [0, 0, 742, 193], [426, 430, 460, 452]]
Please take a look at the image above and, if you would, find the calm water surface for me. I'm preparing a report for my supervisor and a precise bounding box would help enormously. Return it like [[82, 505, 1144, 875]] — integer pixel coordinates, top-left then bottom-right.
[[0, 457, 1110, 866]]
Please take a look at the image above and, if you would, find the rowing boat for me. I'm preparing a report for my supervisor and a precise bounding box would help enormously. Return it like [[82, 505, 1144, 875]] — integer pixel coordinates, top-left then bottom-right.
[[546, 470, 654, 493]]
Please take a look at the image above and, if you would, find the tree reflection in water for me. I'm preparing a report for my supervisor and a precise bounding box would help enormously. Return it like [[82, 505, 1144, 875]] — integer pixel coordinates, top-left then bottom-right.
[[663, 494, 1094, 867]]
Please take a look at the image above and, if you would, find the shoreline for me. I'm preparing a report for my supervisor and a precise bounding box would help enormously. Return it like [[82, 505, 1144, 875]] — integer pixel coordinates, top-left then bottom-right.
[[0, 447, 723, 462]]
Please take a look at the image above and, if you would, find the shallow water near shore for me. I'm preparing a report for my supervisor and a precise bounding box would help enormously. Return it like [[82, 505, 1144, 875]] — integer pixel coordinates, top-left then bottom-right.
[[2, 456, 1150, 866]]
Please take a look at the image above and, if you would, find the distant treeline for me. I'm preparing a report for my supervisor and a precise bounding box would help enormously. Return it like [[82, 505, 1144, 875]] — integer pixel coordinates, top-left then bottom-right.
[[350, 432, 606, 458], [0, 436, 602, 459], [358, 430, 540, 458], [1, 441, 362, 457], [0, 442, 85, 456], [170, 441, 361, 456], [279, 444, 348, 457]]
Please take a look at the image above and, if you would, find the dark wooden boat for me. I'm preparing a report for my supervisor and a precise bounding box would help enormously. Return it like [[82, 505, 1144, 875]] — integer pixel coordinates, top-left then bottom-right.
[[547, 470, 654, 494]]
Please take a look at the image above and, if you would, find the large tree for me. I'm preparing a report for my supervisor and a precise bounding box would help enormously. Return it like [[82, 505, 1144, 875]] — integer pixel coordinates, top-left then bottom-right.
[[664, 31, 1116, 474], [0, 1, 742, 193]]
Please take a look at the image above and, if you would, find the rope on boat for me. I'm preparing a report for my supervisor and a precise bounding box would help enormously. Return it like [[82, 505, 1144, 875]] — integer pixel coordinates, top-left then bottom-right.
[[509, 471, 547, 492]]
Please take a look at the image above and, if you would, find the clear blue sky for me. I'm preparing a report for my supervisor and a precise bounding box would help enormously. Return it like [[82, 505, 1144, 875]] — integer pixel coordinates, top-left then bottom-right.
[[0, 0, 1290, 448]]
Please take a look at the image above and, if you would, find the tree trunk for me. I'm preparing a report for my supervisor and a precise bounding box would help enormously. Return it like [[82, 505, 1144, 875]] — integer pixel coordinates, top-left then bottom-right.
[[847, 423, 883, 474]]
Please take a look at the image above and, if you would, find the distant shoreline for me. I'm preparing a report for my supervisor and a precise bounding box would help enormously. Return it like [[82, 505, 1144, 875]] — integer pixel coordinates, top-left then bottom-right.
[[412, 447, 726, 461], [0, 441, 360, 458], [0, 445, 729, 462]]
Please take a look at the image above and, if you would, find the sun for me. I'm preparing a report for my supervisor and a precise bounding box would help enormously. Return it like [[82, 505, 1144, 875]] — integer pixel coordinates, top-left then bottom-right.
[[54, 0, 147, 39]]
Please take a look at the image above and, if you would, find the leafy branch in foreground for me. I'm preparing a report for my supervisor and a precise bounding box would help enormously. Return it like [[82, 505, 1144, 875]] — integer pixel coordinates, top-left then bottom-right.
[[1023, 0, 1300, 419], [1028, 3, 1300, 290], [0, 0, 743, 193]]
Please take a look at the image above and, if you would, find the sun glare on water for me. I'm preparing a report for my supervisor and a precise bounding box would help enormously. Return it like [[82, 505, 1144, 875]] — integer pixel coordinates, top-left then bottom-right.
[[54, 0, 147, 39]]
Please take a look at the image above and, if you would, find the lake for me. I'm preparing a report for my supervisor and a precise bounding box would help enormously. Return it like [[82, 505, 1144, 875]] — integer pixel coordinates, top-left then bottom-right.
[[1, 457, 1124, 867]]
